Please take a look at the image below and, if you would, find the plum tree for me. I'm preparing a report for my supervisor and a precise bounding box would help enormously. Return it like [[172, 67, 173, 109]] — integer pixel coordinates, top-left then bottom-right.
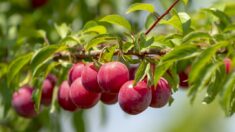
[[118, 80, 152, 115], [150, 77, 171, 108], [58, 81, 77, 111], [81, 63, 102, 93], [70, 78, 101, 109], [12, 86, 37, 118], [97, 62, 129, 93]]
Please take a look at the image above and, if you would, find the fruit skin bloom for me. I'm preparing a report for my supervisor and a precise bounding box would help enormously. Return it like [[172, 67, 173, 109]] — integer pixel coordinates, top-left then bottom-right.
[[97, 62, 129, 93], [150, 77, 171, 108], [118, 80, 152, 115], [58, 81, 77, 111], [101, 92, 118, 105], [12, 86, 37, 118]]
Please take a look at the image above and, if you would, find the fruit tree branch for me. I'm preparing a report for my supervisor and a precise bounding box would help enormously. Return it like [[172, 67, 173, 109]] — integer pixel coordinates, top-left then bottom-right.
[[145, 0, 180, 35]]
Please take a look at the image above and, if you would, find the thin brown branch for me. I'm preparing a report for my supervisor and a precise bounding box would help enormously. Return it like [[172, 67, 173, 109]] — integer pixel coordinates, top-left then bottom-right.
[[145, 0, 180, 35], [53, 49, 167, 61]]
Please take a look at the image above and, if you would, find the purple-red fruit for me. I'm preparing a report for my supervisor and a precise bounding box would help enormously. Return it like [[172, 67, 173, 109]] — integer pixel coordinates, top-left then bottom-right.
[[101, 93, 118, 105], [224, 58, 232, 74], [68, 63, 85, 85], [70, 78, 101, 109], [81, 63, 102, 93], [58, 81, 77, 111], [31, 0, 48, 8], [179, 71, 189, 88], [150, 77, 171, 108], [97, 62, 129, 93], [12, 86, 37, 118], [129, 66, 137, 80], [41, 79, 54, 106], [118, 80, 152, 115], [46, 74, 57, 86]]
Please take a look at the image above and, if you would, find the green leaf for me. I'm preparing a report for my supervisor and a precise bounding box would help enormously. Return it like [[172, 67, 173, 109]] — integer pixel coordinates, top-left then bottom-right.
[[203, 65, 226, 104], [189, 41, 228, 83], [31, 44, 67, 73], [188, 62, 220, 102], [100, 14, 132, 31], [182, 0, 189, 5], [7, 53, 33, 86], [222, 72, 235, 116], [204, 8, 231, 27], [83, 25, 107, 34], [122, 42, 134, 53], [0, 63, 8, 78], [73, 111, 86, 132], [54, 23, 71, 39], [182, 31, 212, 43], [145, 13, 157, 29], [33, 86, 42, 112], [126, 3, 155, 14], [161, 45, 199, 64], [160, 12, 191, 34], [85, 34, 117, 50], [100, 45, 117, 62], [134, 60, 148, 85], [154, 62, 172, 87]]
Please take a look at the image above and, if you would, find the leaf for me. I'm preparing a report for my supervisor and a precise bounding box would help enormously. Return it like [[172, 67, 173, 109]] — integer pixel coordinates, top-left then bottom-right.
[[83, 25, 107, 34], [126, 3, 155, 14], [188, 62, 220, 102], [7, 53, 33, 86], [54, 23, 71, 39], [85, 34, 117, 50], [122, 42, 134, 53], [182, 31, 212, 43], [222, 72, 235, 116], [100, 45, 117, 62], [100, 14, 132, 31], [32, 86, 42, 112], [73, 111, 86, 132], [0, 63, 8, 78], [182, 0, 189, 5], [189, 41, 228, 83], [134, 60, 148, 85], [161, 45, 199, 64], [203, 65, 226, 104], [154, 62, 172, 87], [204, 8, 231, 27], [160, 12, 191, 34], [145, 13, 157, 29], [31, 44, 67, 73]]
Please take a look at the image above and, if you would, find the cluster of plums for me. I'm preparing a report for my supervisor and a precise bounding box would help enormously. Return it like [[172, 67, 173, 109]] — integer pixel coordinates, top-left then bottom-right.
[[12, 62, 172, 118], [11, 58, 233, 118]]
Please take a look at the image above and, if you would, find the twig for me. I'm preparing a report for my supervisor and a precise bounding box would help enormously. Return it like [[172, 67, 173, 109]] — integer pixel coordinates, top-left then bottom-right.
[[145, 0, 180, 35]]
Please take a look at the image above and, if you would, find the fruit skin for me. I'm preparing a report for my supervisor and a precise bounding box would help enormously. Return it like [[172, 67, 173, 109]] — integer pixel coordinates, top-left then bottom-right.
[[224, 58, 232, 74], [70, 78, 101, 109], [81, 63, 102, 93], [97, 62, 129, 93], [179, 71, 189, 88], [31, 0, 48, 8], [41, 79, 54, 106], [118, 80, 152, 115], [68, 63, 85, 85], [129, 66, 137, 80], [101, 93, 118, 105], [12, 86, 37, 118], [58, 81, 77, 111], [150, 77, 171, 108], [46, 74, 57, 86]]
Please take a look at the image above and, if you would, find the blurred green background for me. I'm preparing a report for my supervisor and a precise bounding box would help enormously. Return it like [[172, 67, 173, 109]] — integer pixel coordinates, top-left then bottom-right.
[[0, 0, 235, 132]]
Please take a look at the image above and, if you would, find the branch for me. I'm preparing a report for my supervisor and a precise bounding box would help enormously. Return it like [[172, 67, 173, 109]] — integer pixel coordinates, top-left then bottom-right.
[[145, 0, 180, 35], [53, 49, 168, 61]]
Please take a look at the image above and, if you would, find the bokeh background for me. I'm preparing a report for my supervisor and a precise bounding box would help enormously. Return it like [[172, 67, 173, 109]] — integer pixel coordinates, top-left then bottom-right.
[[0, 0, 235, 132]]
